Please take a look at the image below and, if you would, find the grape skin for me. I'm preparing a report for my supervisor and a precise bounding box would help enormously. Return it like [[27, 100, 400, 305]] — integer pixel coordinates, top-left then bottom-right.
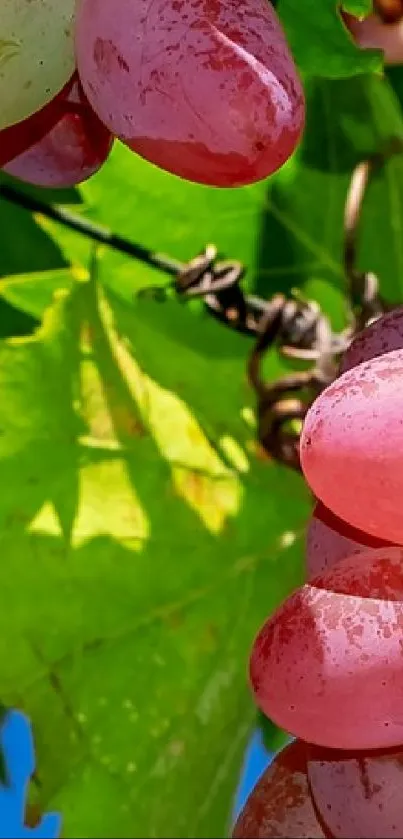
[[306, 313, 399, 576], [307, 502, 392, 578], [341, 307, 403, 373], [301, 349, 403, 544], [308, 742, 403, 838], [0, 0, 76, 130], [300, 316, 403, 836], [232, 740, 327, 838], [2, 76, 114, 188], [0, 77, 75, 169], [74, 0, 305, 187], [250, 547, 403, 750]]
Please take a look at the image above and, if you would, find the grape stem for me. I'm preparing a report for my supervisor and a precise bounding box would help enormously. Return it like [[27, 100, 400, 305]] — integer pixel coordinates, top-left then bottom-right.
[[0, 183, 256, 335], [0, 183, 184, 275], [343, 137, 403, 330]]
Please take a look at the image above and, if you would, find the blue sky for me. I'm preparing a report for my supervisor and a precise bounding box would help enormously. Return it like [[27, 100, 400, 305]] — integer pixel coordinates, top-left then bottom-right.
[[0, 711, 60, 839]]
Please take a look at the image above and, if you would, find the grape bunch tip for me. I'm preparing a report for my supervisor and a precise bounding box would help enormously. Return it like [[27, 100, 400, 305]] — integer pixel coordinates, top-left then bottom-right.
[[0, 0, 305, 189]]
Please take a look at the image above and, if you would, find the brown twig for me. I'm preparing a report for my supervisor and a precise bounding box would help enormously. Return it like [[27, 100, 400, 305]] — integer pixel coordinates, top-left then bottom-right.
[[343, 157, 384, 330], [343, 137, 403, 329]]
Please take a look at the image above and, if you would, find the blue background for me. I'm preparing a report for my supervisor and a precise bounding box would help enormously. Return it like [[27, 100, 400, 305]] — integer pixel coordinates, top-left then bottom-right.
[[0, 711, 61, 838]]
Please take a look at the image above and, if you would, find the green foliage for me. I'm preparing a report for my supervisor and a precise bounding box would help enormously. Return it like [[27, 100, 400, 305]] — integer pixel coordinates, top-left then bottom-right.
[[0, 155, 313, 838], [277, 0, 381, 77], [2, 9, 403, 838], [0, 267, 309, 837]]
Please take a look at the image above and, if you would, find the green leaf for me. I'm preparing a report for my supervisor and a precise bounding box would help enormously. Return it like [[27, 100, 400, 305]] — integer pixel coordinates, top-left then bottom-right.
[[277, 0, 382, 77], [255, 72, 403, 312], [0, 268, 75, 321], [342, 0, 372, 15], [0, 148, 314, 839], [257, 712, 290, 756], [0, 273, 309, 838]]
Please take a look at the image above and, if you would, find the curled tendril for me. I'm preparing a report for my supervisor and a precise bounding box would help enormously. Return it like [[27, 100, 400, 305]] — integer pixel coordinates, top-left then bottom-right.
[[246, 139, 403, 470]]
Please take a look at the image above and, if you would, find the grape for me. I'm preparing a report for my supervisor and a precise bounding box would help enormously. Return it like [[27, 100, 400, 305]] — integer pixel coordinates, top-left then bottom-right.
[[0, 77, 75, 169], [0, 0, 76, 130], [374, 0, 403, 25], [341, 308, 403, 373], [307, 742, 403, 838], [232, 740, 327, 838], [300, 349, 403, 544], [250, 547, 403, 750], [307, 501, 393, 578], [2, 76, 114, 188], [74, 0, 305, 187]]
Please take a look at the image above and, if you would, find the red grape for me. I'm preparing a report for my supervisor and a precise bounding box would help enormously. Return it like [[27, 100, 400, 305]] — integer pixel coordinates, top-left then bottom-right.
[[0, 77, 75, 169], [2, 75, 114, 188], [341, 307, 403, 373], [232, 740, 327, 838], [250, 547, 403, 750], [308, 742, 403, 838], [300, 349, 403, 544], [74, 0, 305, 187], [307, 502, 393, 578]]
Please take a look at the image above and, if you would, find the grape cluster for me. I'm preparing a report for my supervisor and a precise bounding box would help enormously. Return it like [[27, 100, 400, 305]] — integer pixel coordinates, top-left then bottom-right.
[[234, 309, 403, 838], [0, 0, 304, 190]]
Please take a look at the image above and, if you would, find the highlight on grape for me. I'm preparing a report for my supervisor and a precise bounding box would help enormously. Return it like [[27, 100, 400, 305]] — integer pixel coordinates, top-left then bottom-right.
[[0, 0, 305, 189]]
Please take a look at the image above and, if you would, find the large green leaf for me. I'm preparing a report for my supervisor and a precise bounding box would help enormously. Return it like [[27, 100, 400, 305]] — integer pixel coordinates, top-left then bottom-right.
[[0, 271, 309, 838], [1, 61, 403, 839], [0, 102, 312, 839]]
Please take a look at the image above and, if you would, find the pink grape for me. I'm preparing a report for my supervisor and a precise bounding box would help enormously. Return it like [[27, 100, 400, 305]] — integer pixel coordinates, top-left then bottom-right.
[[232, 740, 327, 838], [74, 0, 305, 187], [2, 75, 114, 188], [250, 547, 403, 750], [307, 502, 393, 578], [308, 742, 403, 838], [343, 10, 403, 64], [300, 349, 403, 544], [341, 308, 403, 373]]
